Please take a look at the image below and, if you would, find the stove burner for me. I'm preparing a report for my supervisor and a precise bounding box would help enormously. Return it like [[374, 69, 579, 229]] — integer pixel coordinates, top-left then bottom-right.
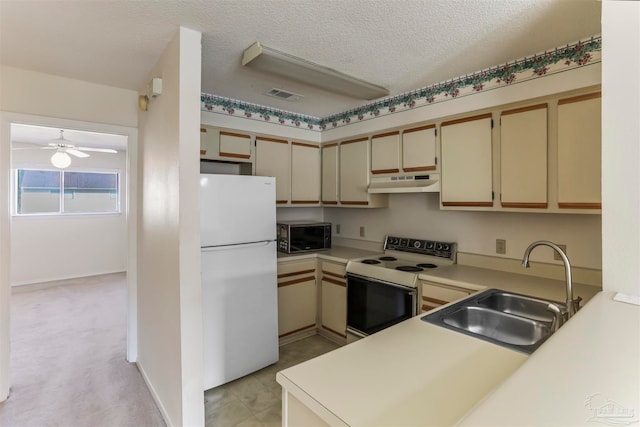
[[361, 259, 381, 264], [396, 266, 423, 272], [379, 256, 397, 261], [416, 263, 438, 269]]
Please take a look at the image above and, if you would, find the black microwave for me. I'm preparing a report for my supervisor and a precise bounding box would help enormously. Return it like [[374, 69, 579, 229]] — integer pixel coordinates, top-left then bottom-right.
[[277, 221, 332, 253]]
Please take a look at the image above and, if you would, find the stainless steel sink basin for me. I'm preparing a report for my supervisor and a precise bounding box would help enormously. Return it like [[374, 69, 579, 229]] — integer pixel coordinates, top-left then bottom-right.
[[422, 289, 565, 354], [476, 292, 558, 323], [442, 306, 550, 346]]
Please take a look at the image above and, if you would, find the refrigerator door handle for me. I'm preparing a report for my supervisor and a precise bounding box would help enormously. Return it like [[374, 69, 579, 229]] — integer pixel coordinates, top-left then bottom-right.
[[201, 240, 275, 251]]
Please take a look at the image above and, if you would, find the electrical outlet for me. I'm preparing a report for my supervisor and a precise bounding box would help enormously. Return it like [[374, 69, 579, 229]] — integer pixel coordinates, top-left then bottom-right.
[[554, 244, 567, 261], [496, 239, 506, 255], [359, 226, 365, 237], [336, 224, 341, 234]]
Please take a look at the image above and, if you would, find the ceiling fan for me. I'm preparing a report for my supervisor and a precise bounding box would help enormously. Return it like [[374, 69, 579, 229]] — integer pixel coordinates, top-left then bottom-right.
[[14, 130, 118, 168]]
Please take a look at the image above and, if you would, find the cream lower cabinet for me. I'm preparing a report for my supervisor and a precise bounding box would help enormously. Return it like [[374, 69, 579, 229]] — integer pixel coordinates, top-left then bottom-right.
[[277, 260, 317, 341], [557, 92, 602, 209], [255, 136, 291, 205], [319, 261, 347, 344], [420, 281, 474, 313], [440, 113, 493, 207], [500, 104, 548, 208]]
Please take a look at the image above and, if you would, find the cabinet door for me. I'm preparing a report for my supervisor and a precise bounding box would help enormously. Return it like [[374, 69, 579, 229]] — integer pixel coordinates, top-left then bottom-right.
[[440, 114, 493, 206], [321, 144, 339, 205], [200, 127, 209, 158], [339, 137, 370, 205], [278, 276, 317, 338], [291, 142, 321, 204], [402, 125, 437, 172], [557, 93, 602, 209], [321, 277, 347, 339], [371, 131, 400, 174], [255, 137, 291, 204], [219, 131, 251, 160], [500, 104, 548, 208]]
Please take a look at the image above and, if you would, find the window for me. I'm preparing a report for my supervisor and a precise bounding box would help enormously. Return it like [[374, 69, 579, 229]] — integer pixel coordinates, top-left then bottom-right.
[[15, 169, 120, 215]]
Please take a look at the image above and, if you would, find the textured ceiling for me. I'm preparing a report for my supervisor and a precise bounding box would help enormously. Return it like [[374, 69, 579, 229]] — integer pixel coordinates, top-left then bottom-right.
[[0, 0, 601, 117]]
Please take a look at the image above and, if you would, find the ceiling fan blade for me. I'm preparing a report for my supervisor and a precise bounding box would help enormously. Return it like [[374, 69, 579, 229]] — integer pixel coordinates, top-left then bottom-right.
[[67, 149, 90, 158], [77, 147, 118, 154]]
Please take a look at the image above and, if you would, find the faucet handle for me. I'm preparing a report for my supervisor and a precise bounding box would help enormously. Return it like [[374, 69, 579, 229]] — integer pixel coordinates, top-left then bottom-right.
[[572, 296, 583, 313]]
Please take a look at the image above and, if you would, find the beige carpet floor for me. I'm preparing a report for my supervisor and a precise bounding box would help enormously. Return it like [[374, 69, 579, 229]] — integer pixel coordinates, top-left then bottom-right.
[[0, 273, 165, 427]]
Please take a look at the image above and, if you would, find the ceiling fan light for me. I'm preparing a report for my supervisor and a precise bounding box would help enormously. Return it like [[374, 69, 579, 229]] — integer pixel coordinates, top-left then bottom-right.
[[51, 150, 71, 168]]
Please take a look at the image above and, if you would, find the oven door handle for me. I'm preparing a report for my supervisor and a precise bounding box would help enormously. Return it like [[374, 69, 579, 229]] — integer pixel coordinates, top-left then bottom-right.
[[346, 273, 417, 292]]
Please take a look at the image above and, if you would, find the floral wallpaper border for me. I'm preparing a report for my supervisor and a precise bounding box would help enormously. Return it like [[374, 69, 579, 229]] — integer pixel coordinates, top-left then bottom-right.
[[201, 36, 601, 132]]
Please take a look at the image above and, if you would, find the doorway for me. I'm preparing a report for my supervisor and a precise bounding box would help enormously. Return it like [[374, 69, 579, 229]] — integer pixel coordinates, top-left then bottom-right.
[[0, 113, 139, 402]]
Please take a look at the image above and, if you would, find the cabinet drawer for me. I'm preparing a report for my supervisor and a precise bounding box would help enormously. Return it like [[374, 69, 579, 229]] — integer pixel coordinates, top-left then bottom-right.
[[320, 261, 346, 279], [421, 282, 472, 312], [277, 260, 316, 278]]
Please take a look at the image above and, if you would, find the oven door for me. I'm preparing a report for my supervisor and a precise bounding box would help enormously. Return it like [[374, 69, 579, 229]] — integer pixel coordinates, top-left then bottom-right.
[[346, 273, 417, 337]]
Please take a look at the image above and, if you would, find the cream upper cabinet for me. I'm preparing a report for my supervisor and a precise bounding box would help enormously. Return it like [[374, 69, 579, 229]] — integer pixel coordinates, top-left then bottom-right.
[[371, 131, 400, 174], [291, 142, 321, 205], [255, 136, 291, 204], [440, 113, 493, 207], [339, 138, 369, 205], [402, 125, 437, 172], [321, 143, 339, 205], [200, 126, 252, 162], [219, 131, 252, 160], [339, 137, 388, 207], [500, 104, 548, 208], [557, 92, 602, 209]]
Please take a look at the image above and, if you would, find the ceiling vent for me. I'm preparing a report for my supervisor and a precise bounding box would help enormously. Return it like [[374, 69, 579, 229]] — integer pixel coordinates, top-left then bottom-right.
[[265, 88, 303, 101]]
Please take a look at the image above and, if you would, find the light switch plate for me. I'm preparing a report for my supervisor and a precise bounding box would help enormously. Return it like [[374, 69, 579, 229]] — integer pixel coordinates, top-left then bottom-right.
[[336, 224, 341, 234], [359, 226, 365, 237], [496, 239, 506, 254]]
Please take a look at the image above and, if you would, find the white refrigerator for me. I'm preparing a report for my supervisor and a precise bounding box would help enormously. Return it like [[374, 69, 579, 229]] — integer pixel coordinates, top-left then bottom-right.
[[200, 174, 279, 390]]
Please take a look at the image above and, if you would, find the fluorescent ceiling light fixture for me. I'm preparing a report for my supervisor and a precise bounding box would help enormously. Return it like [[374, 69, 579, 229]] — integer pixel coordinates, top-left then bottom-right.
[[242, 42, 389, 100]]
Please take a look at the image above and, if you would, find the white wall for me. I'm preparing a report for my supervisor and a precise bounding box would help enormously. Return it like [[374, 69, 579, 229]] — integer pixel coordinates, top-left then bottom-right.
[[10, 146, 127, 285], [136, 27, 203, 427], [602, 1, 640, 295], [325, 194, 602, 268], [0, 66, 138, 401]]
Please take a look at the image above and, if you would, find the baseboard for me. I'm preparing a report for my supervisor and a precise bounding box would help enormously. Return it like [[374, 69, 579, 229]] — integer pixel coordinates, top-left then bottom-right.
[[10, 271, 127, 293], [11, 270, 126, 289], [136, 360, 174, 427]]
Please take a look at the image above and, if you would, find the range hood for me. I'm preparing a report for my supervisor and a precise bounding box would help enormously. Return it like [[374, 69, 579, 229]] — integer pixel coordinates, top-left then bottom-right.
[[368, 174, 440, 193]]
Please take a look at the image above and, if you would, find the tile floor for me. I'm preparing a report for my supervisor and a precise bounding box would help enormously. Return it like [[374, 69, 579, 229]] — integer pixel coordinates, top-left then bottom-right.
[[204, 334, 340, 427]]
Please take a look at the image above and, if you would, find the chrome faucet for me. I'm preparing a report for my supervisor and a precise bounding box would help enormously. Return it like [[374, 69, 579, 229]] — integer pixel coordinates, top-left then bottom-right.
[[521, 240, 580, 318]]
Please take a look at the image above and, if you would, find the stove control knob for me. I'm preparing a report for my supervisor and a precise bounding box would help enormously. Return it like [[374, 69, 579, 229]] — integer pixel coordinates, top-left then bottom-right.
[[413, 241, 421, 249], [442, 244, 450, 251], [426, 241, 434, 249], [436, 243, 443, 250]]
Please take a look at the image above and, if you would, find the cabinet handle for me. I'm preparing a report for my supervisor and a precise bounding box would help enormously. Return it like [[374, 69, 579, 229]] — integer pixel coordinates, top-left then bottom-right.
[[322, 276, 346, 287], [278, 269, 315, 279]]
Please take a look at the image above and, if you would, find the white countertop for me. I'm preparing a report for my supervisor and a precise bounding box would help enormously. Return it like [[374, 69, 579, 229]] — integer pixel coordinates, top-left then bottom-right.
[[277, 245, 380, 264], [277, 315, 528, 426], [458, 291, 640, 426]]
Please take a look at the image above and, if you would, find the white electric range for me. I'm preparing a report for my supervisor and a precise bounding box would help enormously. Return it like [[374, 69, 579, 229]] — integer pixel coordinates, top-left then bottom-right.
[[345, 235, 457, 337]]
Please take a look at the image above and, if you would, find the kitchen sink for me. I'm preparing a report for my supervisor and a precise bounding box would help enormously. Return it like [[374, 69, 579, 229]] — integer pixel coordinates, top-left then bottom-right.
[[476, 291, 559, 323], [442, 306, 550, 346], [422, 289, 565, 354]]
